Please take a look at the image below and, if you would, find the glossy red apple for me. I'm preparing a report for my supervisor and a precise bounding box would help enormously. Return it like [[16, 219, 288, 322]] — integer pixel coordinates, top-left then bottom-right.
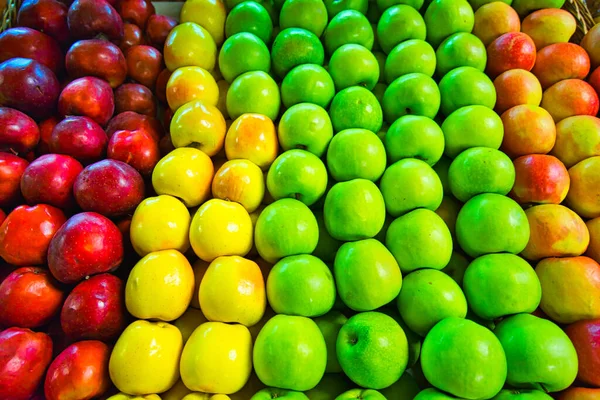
[[74, 159, 145, 216], [126, 44, 163, 88], [20, 154, 83, 208], [67, 0, 124, 41], [65, 39, 127, 88], [44, 340, 111, 400], [118, 0, 155, 29], [0, 58, 60, 120], [510, 154, 571, 205], [49, 116, 107, 164], [37, 116, 60, 155], [118, 22, 144, 52], [0, 27, 63, 74], [565, 319, 600, 387], [0, 267, 64, 328], [0, 153, 28, 207], [0, 204, 66, 265], [17, 0, 69, 43], [58, 77, 115, 126], [0, 107, 40, 154], [486, 32, 537, 78], [107, 129, 160, 175], [155, 68, 171, 105], [106, 110, 163, 141], [0, 327, 53, 400], [61, 273, 126, 341], [145, 14, 176, 49], [48, 211, 124, 284], [114, 83, 157, 116]]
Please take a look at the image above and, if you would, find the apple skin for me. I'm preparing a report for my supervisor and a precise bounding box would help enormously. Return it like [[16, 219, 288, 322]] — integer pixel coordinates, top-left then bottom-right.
[[566, 156, 600, 219], [66, 39, 127, 88], [17, 0, 70, 43], [49, 116, 108, 164], [118, 22, 145, 52], [486, 32, 536, 78], [118, 0, 155, 29], [493, 69, 542, 114], [0, 107, 40, 154], [472, 2, 520, 47], [532, 43, 590, 89], [114, 83, 157, 117], [0, 327, 53, 400], [67, 0, 124, 41], [48, 211, 124, 284], [581, 24, 600, 69], [500, 104, 556, 159], [58, 76, 115, 127], [0, 58, 60, 120], [0, 204, 66, 266], [521, 8, 576, 50], [510, 155, 570, 205], [44, 340, 111, 400], [145, 14, 177, 49], [541, 79, 600, 123], [36, 116, 60, 156], [61, 273, 126, 341], [106, 111, 163, 142], [0, 27, 64, 74], [126, 45, 164, 89], [565, 319, 600, 387], [107, 129, 160, 176], [0, 153, 28, 207], [558, 388, 600, 400]]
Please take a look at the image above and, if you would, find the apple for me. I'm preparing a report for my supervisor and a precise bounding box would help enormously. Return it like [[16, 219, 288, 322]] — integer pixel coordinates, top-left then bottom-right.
[[494, 69, 542, 114], [330, 86, 382, 133], [566, 156, 600, 219], [521, 8, 576, 50], [442, 105, 504, 158], [472, 2, 520, 47], [486, 32, 536, 78], [0, 27, 63, 74], [270, 27, 324, 78], [121, 23, 146, 53], [581, 24, 600, 69], [118, 0, 155, 29], [280, 64, 335, 109], [532, 43, 590, 89], [384, 39, 435, 83], [58, 77, 115, 127], [376, 4, 426, 54], [0, 328, 53, 400], [251, 389, 308, 399], [424, 0, 474, 48], [36, 116, 60, 156], [438, 66, 496, 116], [500, 104, 556, 159], [179, 0, 226, 47], [48, 211, 124, 284], [17, 0, 70, 43], [0, 107, 40, 154], [145, 14, 177, 48], [589, 66, 600, 96], [0, 153, 28, 207], [587, 218, 600, 263], [219, 32, 271, 84], [510, 154, 570, 204], [323, 9, 373, 55], [337, 389, 386, 400], [107, 111, 163, 142], [492, 390, 554, 400], [385, 115, 444, 166], [107, 129, 160, 175], [114, 84, 156, 117], [67, 0, 124, 41], [277, 103, 333, 158], [558, 388, 600, 400], [382, 73, 440, 123], [126, 45, 163, 89], [226, 71, 280, 121], [65, 39, 127, 88], [212, 159, 265, 212], [565, 319, 600, 387], [329, 44, 379, 91], [170, 100, 226, 157], [225, 113, 279, 170], [279, 0, 327, 36], [164, 22, 217, 72], [49, 116, 108, 164], [541, 79, 599, 122], [327, 128, 386, 182], [436, 33, 487, 78]]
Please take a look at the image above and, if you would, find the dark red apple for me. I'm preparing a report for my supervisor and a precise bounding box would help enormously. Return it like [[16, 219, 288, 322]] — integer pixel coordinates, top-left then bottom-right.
[[106, 110, 163, 141], [44, 341, 111, 400], [114, 83, 157, 116], [126, 44, 163, 89], [36, 116, 60, 155], [163, 106, 174, 133], [74, 159, 145, 216], [58, 76, 115, 126], [0, 267, 64, 328], [0, 27, 63, 74], [61, 273, 126, 341], [0, 58, 60, 120], [48, 212, 123, 284], [145, 14, 176, 49], [0, 107, 40, 154], [107, 129, 160, 175], [65, 39, 127, 88], [49, 116, 107, 164], [155, 68, 171, 104], [118, 22, 144, 52], [565, 319, 600, 387], [118, 0, 155, 29], [0, 153, 28, 207], [159, 133, 175, 157], [0, 328, 53, 400], [20, 154, 83, 208], [67, 0, 124, 41], [0, 210, 5, 225], [17, 0, 70, 43]]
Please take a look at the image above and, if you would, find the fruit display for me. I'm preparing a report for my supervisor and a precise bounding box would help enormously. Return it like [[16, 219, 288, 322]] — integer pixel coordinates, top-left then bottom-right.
[[1, 0, 600, 398]]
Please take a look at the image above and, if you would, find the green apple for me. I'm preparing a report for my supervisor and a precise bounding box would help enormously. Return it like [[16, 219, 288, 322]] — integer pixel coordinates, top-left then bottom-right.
[[278, 103, 333, 157], [335, 389, 386, 400], [226, 0, 279, 25], [448, 147, 515, 202], [324, 179, 386, 241], [424, 0, 474, 48], [421, 318, 507, 399], [324, 0, 369, 18], [397, 269, 467, 336], [314, 311, 348, 373], [378, 0, 425, 11], [267, 149, 328, 206], [433, 156, 451, 193], [304, 373, 353, 400], [329, 44, 380, 90], [441, 251, 469, 286], [385, 39, 436, 83], [226, 71, 280, 120], [336, 312, 408, 389], [377, 308, 421, 368], [494, 314, 578, 392], [323, 10, 374, 55], [281, 64, 335, 109], [492, 390, 554, 400], [254, 315, 327, 391], [326, 128, 386, 182], [329, 86, 383, 133], [267, 254, 335, 317], [380, 372, 421, 400], [218, 32, 271, 83], [380, 158, 443, 217], [312, 210, 342, 263], [414, 388, 463, 400], [382, 73, 441, 123], [377, 5, 426, 54], [271, 28, 325, 78], [456, 193, 530, 258], [255, 198, 319, 263], [384, 115, 444, 166], [252, 388, 310, 399], [225, 1, 273, 44], [334, 239, 402, 311], [439, 66, 496, 116], [279, 0, 328, 37], [436, 32, 487, 78]]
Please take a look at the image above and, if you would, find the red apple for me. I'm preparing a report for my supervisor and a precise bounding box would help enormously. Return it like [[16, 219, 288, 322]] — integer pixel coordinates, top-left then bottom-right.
[[61, 273, 126, 341], [0, 327, 53, 400], [20, 154, 84, 208], [58, 76, 115, 126], [44, 340, 111, 400], [114, 83, 157, 116], [118, 0, 155, 29], [126, 44, 163, 89], [67, 0, 123, 41], [37, 116, 60, 155], [532, 43, 590, 89], [510, 154, 570, 205], [118, 22, 144, 52], [0, 107, 40, 154], [0, 27, 63, 74], [159, 132, 175, 156], [49, 116, 108, 164], [486, 32, 537, 78], [107, 129, 160, 175], [145, 14, 176, 49], [74, 159, 145, 216], [48, 212, 124, 284], [0, 58, 60, 120], [106, 110, 163, 141], [0, 267, 64, 328], [589, 66, 600, 96], [17, 0, 69, 43], [565, 318, 600, 387], [541, 79, 600, 122], [65, 39, 127, 88], [0, 210, 5, 225], [0, 153, 28, 207], [155, 68, 171, 105]]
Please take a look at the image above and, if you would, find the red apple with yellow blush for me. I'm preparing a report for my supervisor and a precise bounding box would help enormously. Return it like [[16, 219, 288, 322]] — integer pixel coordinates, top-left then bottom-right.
[[565, 319, 600, 387], [532, 43, 590, 89], [493, 69, 542, 114], [510, 154, 570, 205], [486, 32, 536, 78], [541, 79, 600, 123]]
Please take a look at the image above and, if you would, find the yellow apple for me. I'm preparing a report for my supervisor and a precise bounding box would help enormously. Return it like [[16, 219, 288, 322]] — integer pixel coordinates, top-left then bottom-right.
[[200, 256, 266, 326], [126, 250, 195, 321], [212, 159, 265, 212], [182, 394, 210, 400], [161, 380, 192, 400], [107, 394, 162, 400], [210, 396, 231, 400], [166, 67, 219, 111], [175, 308, 209, 343], [164, 22, 217, 71], [170, 101, 226, 157], [130, 195, 191, 257], [180, 0, 227, 46], [191, 259, 210, 309], [189, 199, 253, 261], [225, 113, 279, 170], [152, 148, 214, 207], [109, 320, 183, 395], [180, 322, 253, 394]]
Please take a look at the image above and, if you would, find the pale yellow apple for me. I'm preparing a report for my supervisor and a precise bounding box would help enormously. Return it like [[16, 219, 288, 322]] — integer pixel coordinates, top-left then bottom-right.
[[200, 256, 266, 327], [107, 394, 162, 400], [189, 199, 253, 261], [161, 380, 192, 400], [191, 259, 210, 309], [180, 322, 252, 394], [225, 114, 279, 170], [170, 100, 226, 157], [126, 250, 195, 321], [212, 159, 265, 212], [175, 308, 209, 343], [109, 320, 183, 395], [180, 0, 226, 46], [164, 22, 217, 72], [166, 67, 219, 111]]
